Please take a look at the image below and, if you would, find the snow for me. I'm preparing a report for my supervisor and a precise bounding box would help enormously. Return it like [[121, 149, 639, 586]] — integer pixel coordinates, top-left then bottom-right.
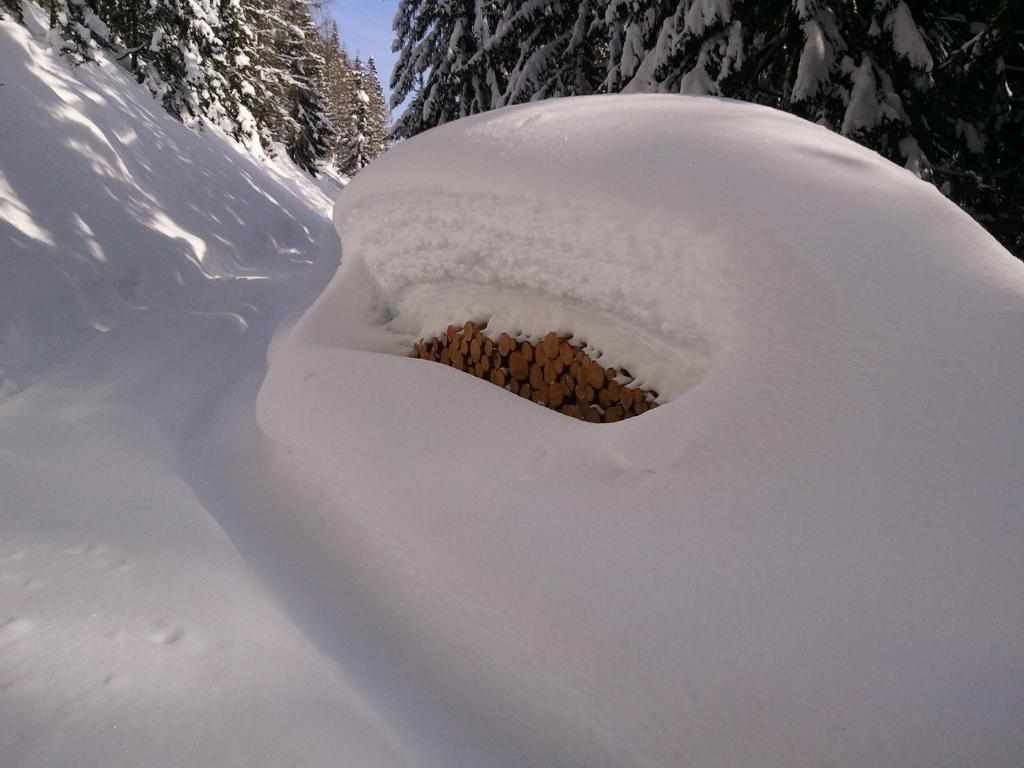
[[791, 19, 829, 102], [1, 11, 412, 768], [885, 1, 934, 72], [260, 95, 1024, 767], [3, 4, 1024, 764], [841, 55, 880, 134]]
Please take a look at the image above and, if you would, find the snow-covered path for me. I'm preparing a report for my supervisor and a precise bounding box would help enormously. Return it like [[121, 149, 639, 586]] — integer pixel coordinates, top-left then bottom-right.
[[0, 16, 419, 766], [0, 223, 426, 767]]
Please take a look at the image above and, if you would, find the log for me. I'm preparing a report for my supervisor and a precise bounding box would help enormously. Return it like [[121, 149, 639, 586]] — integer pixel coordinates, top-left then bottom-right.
[[440, 349, 450, 365], [484, 338, 494, 357], [607, 379, 622, 401], [519, 383, 532, 400], [548, 382, 566, 408], [583, 406, 601, 423], [531, 384, 547, 404], [508, 351, 529, 381], [620, 388, 635, 409], [470, 336, 482, 362], [575, 382, 594, 402], [603, 406, 624, 423], [529, 362, 544, 390], [521, 340, 534, 363], [498, 333, 512, 357], [543, 360, 560, 384], [460, 338, 469, 355], [464, 321, 476, 339], [559, 341, 574, 365], [412, 342, 421, 359], [533, 340, 548, 365], [446, 325, 458, 343], [584, 361, 605, 389], [542, 332, 560, 360], [598, 388, 612, 409], [490, 368, 506, 387]]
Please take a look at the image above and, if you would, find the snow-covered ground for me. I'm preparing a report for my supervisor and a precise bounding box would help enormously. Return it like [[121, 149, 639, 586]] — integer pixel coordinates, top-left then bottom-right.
[[3, 8, 1024, 768], [1, 13, 413, 767]]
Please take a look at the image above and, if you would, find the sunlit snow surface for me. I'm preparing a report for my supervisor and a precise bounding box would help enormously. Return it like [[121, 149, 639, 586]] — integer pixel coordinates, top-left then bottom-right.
[[0, 12, 412, 768], [260, 97, 1024, 766], [2, 4, 1023, 764]]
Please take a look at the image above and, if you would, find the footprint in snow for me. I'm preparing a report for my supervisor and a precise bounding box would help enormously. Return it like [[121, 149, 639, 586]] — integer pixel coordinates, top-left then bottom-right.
[[0, 574, 36, 591], [0, 617, 33, 643], [0, 549, 26, 564], [63, 543, 131, 573], [148, 622, 186, 646]]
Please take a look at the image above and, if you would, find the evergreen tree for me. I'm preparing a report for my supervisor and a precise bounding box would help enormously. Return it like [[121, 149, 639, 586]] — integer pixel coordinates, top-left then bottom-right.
[[922, 1, 1023, 254], [215, 0, 264, 150], [275, 0, 334, 173], [54, 0, 112, 63], [498, 0, 605, 104], [1, 0, 24, 24], [106, 0, 154, 75], [391, 0, 505, 139], [363, 57, 389, 156], [144, 0, 232, 125], [341, 56, 372, 174]]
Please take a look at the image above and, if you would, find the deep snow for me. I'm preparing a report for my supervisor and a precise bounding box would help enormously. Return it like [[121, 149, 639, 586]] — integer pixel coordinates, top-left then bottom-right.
[[2, 6, 1024, 766], [0, 12, 413, 768], [259, 96, 1024, 767]]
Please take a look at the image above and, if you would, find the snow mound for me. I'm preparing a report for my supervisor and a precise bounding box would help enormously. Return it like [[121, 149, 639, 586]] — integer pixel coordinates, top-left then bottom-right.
[[260, 95, 1024, 767]]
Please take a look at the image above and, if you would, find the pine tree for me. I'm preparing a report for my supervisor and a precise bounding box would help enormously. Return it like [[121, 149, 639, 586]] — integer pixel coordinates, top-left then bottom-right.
[[106, 0, 154, 75], [275, 0, 335, 173], [498, 0, 605, 104], [0, 0, 23, 23], [144, 0, 232, 126], [363, 57, 389, 156], [922, 1, 1023, 254], [315, 18, 358, 170], [341, 56, 372, 174], [247, 0, 290, 147], [215, 0, 264, 151], [391, 0, 506, 139], [54, 0, 113, 63]]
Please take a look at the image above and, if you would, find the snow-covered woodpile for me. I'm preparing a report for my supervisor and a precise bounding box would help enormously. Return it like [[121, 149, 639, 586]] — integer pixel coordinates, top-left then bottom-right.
[[412, 322, 660, 422]]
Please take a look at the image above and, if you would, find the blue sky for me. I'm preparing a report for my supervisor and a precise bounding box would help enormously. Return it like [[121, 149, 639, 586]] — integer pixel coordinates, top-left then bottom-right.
[[325, 0, 400, 104]]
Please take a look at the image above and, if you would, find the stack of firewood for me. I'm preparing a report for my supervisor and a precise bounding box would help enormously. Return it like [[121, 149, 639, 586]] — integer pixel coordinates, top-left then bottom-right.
[[411, 321, 660, 422]]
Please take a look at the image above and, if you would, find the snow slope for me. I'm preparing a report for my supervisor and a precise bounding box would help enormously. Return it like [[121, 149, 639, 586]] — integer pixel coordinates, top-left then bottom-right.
[[0, 13, 414, 767], [260, 96, 1024, 767]]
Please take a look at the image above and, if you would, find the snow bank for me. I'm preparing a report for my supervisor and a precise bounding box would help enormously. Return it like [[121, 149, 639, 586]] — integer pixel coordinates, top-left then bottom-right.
[[260, 96, 1024, 766], [1, 13, 412, 767], [0, 5, 337, 389]]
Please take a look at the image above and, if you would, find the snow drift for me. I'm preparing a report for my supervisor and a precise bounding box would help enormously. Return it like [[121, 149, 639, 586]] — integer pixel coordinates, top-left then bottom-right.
[[259, 96, 1024, 766], [0, 13, 414, 768]]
